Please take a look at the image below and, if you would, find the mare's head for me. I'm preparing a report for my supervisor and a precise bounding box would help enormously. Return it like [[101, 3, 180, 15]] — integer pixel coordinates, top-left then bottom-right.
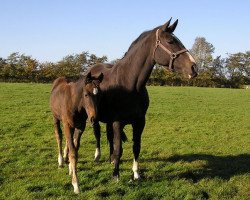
[[153, 18, 198, 79], [83, 72, 103, 125]]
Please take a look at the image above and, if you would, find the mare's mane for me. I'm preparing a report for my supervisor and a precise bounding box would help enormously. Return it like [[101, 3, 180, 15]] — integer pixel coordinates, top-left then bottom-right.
[[121, 29, 152, 60]]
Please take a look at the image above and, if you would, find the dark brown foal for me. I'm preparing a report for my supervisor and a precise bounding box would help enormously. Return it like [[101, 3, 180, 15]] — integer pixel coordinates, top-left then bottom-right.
[[50, 72, 103, 194]]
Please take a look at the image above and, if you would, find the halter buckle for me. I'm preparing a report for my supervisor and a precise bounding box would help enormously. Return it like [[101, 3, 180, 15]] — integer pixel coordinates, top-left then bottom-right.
[[171, 53, 177, 59]]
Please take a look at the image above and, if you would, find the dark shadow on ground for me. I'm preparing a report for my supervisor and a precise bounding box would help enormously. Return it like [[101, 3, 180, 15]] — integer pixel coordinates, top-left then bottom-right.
[[139, 154, 250, 182]]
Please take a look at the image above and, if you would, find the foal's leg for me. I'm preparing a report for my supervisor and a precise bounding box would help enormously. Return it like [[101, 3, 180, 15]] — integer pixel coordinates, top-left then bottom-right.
[[53, 117, 63, 167], [93, 122, 101, 162], [63, 123, 86, 164], [63, 145, 69, 163], [73, 121, 86, 151], [132, 117, 145, 180], [112, 121, 124, 181], [63, 121, 80, 194]]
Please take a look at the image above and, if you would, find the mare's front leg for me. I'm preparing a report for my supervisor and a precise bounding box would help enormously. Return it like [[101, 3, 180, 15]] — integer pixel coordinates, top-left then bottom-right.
[[63, 120, 80, 194], [112, 121, 124, 181], [93, 122, 101, 162], [132, 117, 145, 180]]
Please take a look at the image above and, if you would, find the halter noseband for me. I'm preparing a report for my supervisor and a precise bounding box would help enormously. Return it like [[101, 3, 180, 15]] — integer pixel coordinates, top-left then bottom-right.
[[153, 29, 188, 71]]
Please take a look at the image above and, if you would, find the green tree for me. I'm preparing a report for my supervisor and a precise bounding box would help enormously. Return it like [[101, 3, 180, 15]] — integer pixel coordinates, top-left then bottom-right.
[[226, 51, 250, 87], [190, 37, 215, 71]]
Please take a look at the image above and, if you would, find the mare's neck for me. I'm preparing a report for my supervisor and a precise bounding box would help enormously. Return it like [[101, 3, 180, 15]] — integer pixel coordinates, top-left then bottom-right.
[[111, 33, 155, 91]]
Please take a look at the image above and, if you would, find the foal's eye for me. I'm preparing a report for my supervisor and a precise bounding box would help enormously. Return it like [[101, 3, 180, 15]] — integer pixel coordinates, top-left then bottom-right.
[[84, 94, 88, 98]]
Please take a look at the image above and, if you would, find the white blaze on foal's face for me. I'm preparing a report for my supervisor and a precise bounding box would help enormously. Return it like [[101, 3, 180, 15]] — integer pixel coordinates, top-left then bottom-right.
[[93, 87, 98, 95]]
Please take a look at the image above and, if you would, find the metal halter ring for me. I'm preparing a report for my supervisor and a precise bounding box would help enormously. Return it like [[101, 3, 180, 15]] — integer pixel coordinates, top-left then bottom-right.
[[171, 53, 177, 59]]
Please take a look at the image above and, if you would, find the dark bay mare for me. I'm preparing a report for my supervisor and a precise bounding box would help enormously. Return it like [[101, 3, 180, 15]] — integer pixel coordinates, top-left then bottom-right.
[[50, 72, 103, 193], [88, 19, 198, 181]]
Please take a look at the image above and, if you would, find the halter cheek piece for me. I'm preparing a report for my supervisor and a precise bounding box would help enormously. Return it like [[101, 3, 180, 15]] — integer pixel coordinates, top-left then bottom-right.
[[153, 29, 188, 71]]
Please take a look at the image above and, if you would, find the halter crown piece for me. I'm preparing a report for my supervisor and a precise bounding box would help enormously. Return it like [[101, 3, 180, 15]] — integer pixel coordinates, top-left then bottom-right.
[[153, 29, 188, 71]]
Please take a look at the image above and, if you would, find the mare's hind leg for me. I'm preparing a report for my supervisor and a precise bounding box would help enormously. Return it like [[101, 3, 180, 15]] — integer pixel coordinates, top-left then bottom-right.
[[112, 121, 124, 181], [132, 117, 145, 180], [106, 122, 114, 163], [53, 117, 63, 167], [107, 122, 126, 163], [93, 122, 101, 162], [63, 121, 80, 194]]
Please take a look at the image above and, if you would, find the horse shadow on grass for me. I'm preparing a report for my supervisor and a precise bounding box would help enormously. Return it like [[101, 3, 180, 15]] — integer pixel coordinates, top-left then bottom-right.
[[139, 154, 250, 183]]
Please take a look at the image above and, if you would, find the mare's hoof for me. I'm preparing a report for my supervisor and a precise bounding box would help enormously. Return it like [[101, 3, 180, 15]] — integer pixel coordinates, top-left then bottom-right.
[[94, 155, 101, 162], [113, 175, 119, 183], [94, 149, 101, 162]]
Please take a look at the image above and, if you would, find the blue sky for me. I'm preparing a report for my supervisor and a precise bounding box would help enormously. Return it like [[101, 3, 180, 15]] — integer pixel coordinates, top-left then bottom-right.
[[0, 0, 249, 62]]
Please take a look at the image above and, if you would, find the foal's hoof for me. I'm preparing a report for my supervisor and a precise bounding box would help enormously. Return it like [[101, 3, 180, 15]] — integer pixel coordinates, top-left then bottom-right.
[[58, 164, 64, 168], [73, 187, 80, 194], [63, 157, 69, 164]]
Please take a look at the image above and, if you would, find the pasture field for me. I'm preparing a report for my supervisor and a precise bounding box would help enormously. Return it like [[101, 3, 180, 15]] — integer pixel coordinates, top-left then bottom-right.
[[0, 82, 250, 200]]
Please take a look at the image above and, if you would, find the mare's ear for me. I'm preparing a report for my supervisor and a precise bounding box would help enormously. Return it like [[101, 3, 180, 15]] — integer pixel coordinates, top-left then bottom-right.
[[85, 72, 92, 84], [97, 73, 104, 82], [167, 19, 178, 33], [161, 18, 172, 32]]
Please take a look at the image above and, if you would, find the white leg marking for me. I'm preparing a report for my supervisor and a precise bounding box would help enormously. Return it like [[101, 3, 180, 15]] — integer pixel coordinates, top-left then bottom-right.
[[132, 159, 140, 180], [68, 163, 73, 176], [63, 145, 68, 161], [58, 154, 63, 167], [94, 148, 101, 162], [72, 181, 80, 194]]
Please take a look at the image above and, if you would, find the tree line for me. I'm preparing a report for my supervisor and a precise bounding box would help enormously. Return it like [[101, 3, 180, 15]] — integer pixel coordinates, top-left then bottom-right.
[[0, 37, 249, 88], [0, 52, 107, 83]]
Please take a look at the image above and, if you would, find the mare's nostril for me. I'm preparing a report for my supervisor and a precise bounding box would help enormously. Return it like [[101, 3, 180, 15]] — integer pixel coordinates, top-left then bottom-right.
[[90, 117, 94, 124]]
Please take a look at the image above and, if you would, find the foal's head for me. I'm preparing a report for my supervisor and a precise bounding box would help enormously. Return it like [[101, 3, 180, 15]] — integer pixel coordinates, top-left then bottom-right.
[[83, 72, 103, 125], [153, 18, 198, 79]]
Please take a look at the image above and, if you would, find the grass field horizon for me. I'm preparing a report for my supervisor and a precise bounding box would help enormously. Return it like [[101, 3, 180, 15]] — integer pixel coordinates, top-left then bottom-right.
[[0, 83, 249, 199]]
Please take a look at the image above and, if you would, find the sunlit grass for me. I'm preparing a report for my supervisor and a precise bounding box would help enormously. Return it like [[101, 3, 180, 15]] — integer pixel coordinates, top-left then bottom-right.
[[0, 83, 249, 199]]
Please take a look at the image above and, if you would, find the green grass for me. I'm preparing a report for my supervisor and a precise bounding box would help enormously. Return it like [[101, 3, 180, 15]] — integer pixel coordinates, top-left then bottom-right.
[[0, 83, 250, 199]]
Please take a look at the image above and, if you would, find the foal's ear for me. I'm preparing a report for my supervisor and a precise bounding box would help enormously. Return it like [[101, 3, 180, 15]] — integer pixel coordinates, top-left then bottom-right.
[[97, 73, 104, 82], [85, 72, 92, 84], [162, 18, 172, 32], [167, 19, 178, 33]]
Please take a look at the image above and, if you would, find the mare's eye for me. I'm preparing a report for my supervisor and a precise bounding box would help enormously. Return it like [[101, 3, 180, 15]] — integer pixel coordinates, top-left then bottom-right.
[[84, 94, 88, 98], [167, 40, 174, 44]]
